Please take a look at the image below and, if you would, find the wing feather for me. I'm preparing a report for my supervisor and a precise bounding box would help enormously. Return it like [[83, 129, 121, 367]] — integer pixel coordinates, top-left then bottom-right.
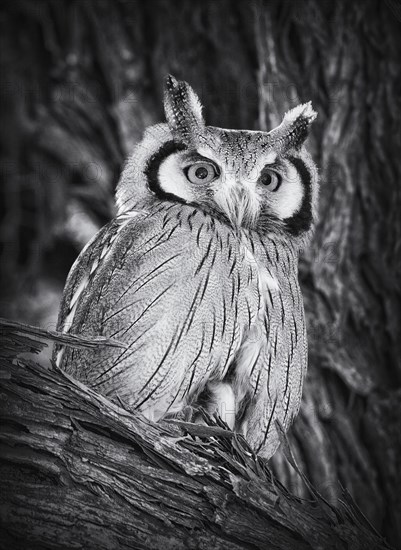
[[55, 203, 261, 420]]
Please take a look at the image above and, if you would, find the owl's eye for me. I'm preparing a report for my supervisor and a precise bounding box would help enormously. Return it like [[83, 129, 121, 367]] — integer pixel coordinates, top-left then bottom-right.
[[185, 162, 219, 184], [259, 170, 282, 192]]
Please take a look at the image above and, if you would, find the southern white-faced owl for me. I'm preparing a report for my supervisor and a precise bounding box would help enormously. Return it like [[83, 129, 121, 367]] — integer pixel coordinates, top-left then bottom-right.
[[54, 75, 318, 459]]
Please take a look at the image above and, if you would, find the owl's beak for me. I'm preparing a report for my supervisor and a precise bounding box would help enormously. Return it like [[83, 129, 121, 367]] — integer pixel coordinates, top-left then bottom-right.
[[214, 178, 259, 228]]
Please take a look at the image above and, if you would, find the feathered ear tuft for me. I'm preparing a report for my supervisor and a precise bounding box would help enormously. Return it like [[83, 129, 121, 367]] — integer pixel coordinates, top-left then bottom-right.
[[282, 101, 317, 131], [265, 101, 317, 151], [164, 75, 205, 141]]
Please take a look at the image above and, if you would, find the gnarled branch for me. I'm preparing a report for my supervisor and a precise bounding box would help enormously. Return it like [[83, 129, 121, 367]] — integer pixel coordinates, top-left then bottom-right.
[[0, 320, 392, 550]]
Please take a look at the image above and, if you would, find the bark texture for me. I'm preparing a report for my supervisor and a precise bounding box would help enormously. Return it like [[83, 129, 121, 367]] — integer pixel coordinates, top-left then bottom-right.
[[0, 321, 392, 550], [0, 0, 400, 547]]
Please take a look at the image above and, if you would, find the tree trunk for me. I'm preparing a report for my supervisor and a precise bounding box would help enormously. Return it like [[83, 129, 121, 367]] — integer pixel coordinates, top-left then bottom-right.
[[0, 0, 400, 547]]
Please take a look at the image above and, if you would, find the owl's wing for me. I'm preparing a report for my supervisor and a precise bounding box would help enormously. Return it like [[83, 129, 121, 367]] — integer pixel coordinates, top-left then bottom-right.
[[239, 253, 308, 459], [57, 204, 261, 421], [55, 222, 114, 338]]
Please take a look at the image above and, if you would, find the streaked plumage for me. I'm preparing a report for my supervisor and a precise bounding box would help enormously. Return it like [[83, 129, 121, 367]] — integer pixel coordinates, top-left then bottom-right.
[[54, 76, 318, 458]]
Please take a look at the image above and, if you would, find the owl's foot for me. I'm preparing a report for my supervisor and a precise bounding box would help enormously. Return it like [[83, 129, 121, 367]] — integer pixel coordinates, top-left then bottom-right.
[[164, 404, 196, 423]]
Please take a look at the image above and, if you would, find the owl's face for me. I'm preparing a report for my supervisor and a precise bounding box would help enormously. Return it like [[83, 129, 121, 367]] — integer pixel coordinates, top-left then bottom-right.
[[117, 76, 318, 241]]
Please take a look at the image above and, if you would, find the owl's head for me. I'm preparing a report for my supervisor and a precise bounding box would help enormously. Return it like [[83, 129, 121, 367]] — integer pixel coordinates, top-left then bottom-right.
[[117, 76, 318, 242]]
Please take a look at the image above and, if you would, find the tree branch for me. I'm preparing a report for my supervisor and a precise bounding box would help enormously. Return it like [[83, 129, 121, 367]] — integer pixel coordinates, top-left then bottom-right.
[[0, 320, 392, 550]]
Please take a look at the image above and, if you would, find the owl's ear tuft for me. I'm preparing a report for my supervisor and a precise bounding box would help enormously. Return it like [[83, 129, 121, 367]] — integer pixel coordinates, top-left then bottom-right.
[[282, 102, 317, 149], [283, 101, 317, 129], [267, 101, 317, 151], [164, 75, 205, 141]]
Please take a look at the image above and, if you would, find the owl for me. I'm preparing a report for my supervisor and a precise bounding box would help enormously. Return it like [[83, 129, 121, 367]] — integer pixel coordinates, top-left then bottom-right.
[[54, 75, 318, 459]]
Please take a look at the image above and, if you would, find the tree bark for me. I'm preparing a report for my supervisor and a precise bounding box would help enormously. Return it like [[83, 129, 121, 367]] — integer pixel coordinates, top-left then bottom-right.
[[0, 0, 400, 547], [0, 320, 393, 550]]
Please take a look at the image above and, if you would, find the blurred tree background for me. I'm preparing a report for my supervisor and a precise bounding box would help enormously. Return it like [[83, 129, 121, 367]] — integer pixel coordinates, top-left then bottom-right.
[[0, 0, 400, 546]]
